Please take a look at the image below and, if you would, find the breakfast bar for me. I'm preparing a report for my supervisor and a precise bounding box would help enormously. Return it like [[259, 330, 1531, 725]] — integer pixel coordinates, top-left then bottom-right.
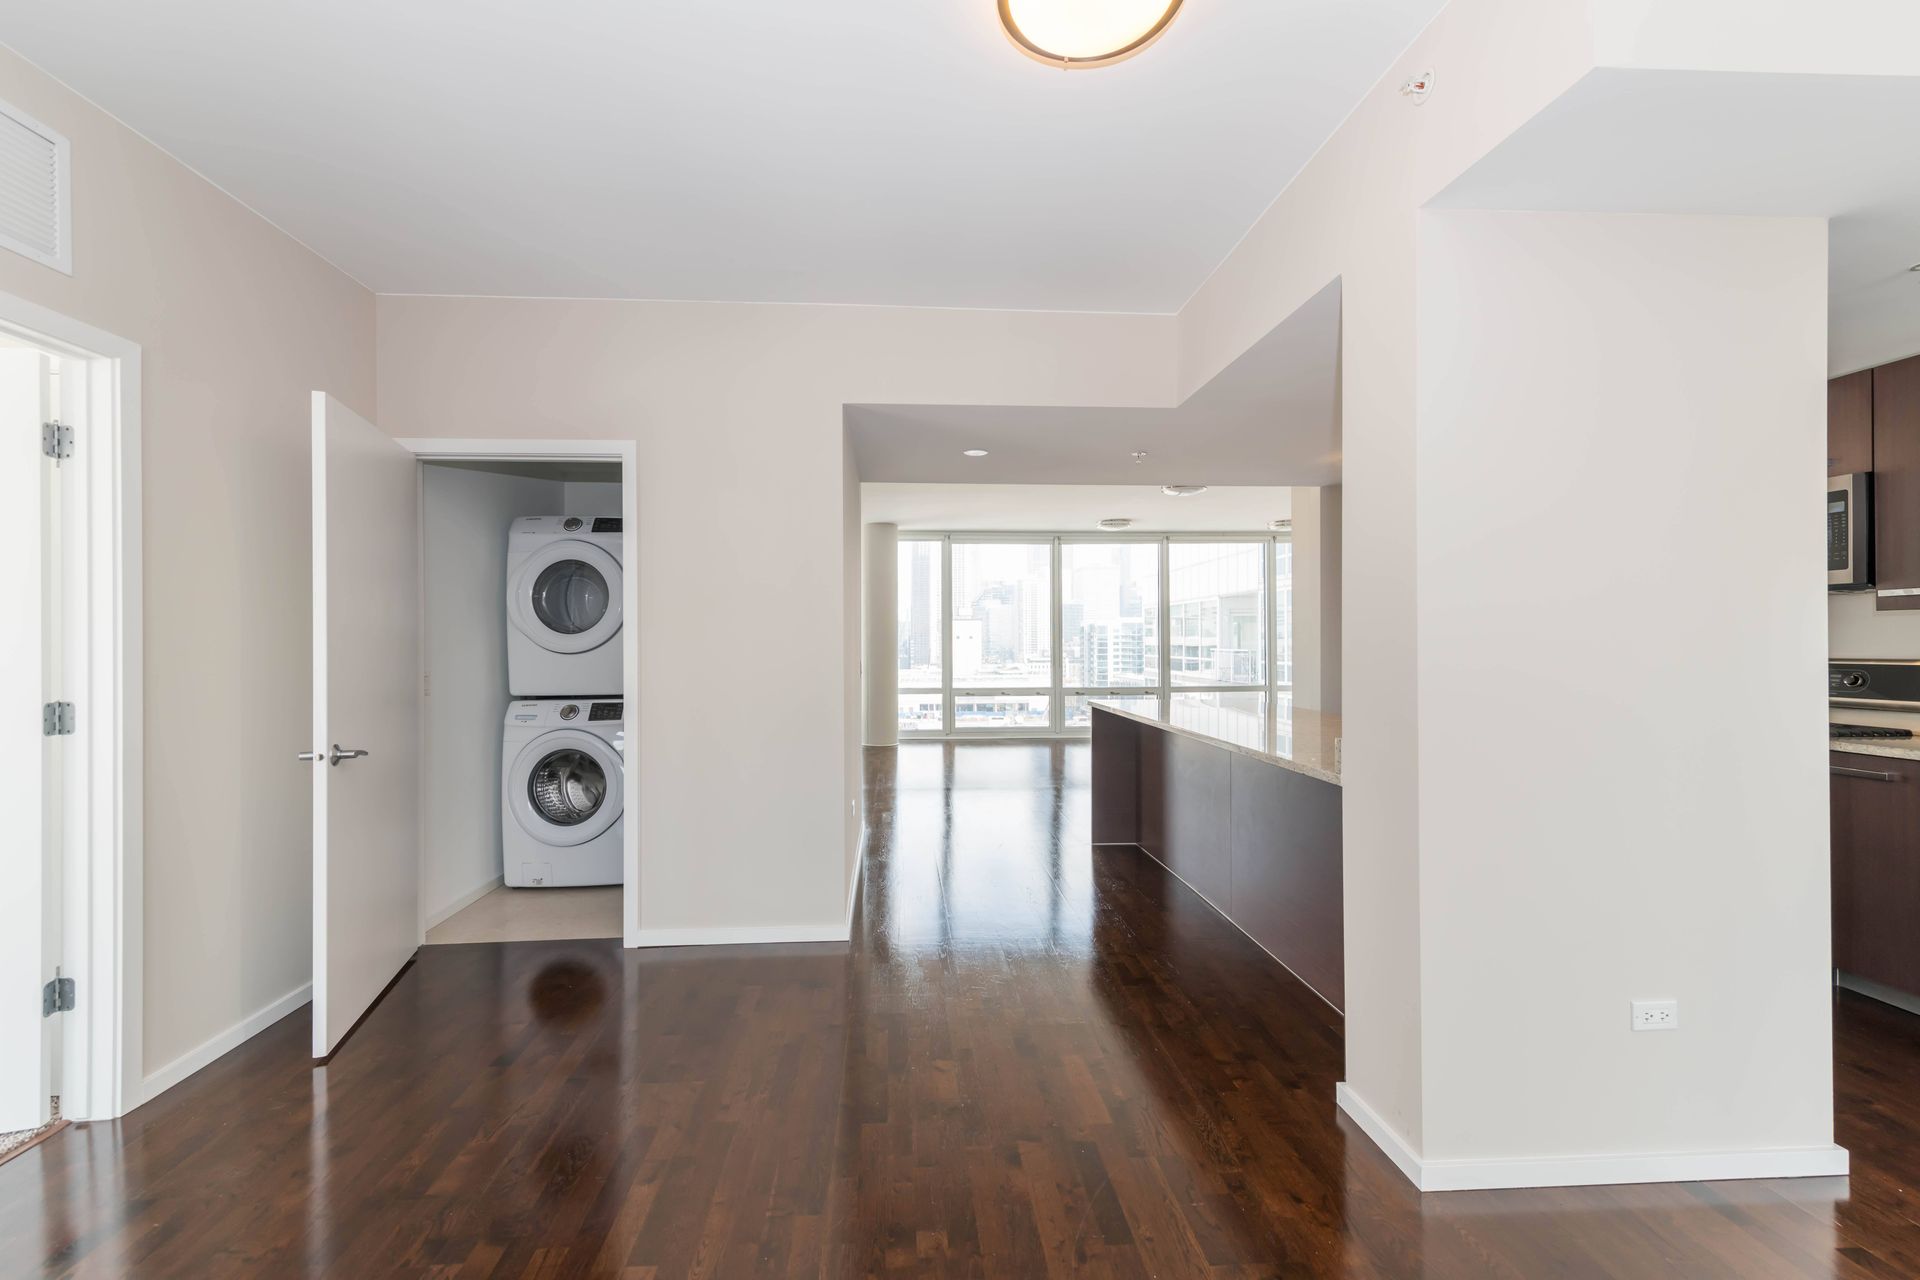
[[1091, 693, 1344, 1009]]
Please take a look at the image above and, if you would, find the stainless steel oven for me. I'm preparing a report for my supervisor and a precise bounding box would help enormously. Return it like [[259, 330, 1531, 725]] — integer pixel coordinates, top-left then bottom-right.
[[1829, 472, 1871, 590]]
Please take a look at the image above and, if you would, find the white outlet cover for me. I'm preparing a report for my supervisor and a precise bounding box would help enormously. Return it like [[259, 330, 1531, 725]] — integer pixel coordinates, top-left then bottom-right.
[[1632, 999, 1679, 1031]]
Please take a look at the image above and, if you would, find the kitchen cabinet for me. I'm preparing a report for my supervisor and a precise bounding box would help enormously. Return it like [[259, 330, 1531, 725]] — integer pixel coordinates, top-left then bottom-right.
[[1831, 750, 1920, 995], [1873, 356, 1920, 611], [1829, 369, 1872, 477]]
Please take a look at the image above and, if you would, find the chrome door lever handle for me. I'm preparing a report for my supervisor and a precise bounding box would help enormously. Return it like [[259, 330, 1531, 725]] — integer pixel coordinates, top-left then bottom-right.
[[298, 745, 370, 766]]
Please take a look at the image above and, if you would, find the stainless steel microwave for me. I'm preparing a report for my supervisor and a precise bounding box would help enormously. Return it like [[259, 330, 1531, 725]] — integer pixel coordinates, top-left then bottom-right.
[[1830, 472, 1871, 590]]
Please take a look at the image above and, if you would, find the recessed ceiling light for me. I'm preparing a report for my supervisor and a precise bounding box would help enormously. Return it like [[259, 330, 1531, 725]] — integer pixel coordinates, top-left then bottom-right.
[[1097, 517, 1134, 531], [999, 0, 1184, 69], [1161, 484, 1206, 497], [962, 448, 989, 457]]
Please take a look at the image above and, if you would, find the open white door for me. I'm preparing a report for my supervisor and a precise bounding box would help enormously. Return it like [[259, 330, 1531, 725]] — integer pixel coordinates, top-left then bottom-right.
[[0, 350, 52, 1130], [309, 392, 420, 1059]]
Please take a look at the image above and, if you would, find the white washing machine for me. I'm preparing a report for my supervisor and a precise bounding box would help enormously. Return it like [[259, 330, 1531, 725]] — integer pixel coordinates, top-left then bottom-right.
[[506, 516, 624, 697], [502, 699, 626, 887]]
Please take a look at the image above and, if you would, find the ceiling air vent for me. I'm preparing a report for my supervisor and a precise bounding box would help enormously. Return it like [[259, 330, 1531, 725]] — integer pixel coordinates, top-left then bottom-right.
[[1097, 518, 1134, 531], [0, 100, 70, 275]]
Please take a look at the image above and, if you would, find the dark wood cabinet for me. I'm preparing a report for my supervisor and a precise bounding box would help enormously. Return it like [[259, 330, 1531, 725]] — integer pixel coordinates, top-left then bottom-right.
[[1831, 750, 1920, 994], [1874, 356, 1920, 610], [1829, 369, 1873, 477]]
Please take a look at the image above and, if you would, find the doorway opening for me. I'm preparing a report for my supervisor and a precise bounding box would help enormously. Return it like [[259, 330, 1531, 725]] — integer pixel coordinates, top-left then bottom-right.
[[414, 455, 630, 945], [0, 292, 142, 1127]]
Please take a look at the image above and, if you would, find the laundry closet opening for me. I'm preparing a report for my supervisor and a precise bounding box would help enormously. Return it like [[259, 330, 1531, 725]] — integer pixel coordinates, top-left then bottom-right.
[[418, 457, 628, 945]]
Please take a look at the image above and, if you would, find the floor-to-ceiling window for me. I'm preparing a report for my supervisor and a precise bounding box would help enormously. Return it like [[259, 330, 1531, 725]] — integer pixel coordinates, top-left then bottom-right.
[[950, 540, 1053, 730], [896, 532, 1293, 738]]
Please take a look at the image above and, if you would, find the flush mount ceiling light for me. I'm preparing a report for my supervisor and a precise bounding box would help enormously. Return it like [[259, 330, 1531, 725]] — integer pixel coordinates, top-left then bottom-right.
[[1097, 517, 1135, 531], [962, 448, 990, 457], [1162, 484, 1206, 497], [999, 0, 1185, 69]]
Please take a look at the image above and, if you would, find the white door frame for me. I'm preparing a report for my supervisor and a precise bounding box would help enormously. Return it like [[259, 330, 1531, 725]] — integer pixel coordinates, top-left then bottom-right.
[[0, 290, 143, 1121], [394, 438, 640, 947]]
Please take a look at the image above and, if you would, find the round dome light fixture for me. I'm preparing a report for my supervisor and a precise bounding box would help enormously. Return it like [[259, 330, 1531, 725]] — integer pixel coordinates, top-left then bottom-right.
[[1097, 517, 1135, 531], [999, 0, 1185, 69], [1161, 484, 1206, 498], [962, 448, 990, 457], [1268, 519, 1292, 532]]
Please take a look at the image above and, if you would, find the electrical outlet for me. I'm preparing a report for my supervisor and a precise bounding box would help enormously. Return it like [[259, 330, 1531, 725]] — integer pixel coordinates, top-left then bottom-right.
[[1632, 1000, 1679, 1032]]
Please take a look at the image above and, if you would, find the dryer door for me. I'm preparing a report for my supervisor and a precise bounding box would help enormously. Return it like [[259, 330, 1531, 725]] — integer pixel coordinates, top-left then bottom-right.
[[508, 539, 623, 655], [507, 729, 625, 847]]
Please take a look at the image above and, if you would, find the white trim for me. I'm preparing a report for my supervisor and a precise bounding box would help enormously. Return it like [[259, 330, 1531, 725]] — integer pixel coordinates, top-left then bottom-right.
[[630, 923, 851, 948], [1334, 1083, 1426, 1186], [0, 292, 142, 1121], [138, 983, 310, 1108], [395, 438, 643, 950], [1335, 1082, 1850, 1192], [422, 875, 504, 932]]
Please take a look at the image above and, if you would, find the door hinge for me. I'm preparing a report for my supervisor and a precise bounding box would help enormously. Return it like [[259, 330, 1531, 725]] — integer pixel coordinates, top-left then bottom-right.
[[43, 971, 75, 1017], [43, 701, 75, 736], [42, 420, 72, 461]]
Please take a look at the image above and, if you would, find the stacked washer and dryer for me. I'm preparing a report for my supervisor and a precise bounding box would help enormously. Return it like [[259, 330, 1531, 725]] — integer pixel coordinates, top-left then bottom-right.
[[501, 516, 626, 888]]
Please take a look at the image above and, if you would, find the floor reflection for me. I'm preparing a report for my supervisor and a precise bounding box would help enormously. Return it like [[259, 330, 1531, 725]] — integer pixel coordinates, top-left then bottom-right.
[[1, 743, 1909, 1277]]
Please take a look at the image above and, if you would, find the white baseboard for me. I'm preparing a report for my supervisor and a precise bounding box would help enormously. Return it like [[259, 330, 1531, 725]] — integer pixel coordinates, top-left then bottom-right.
[[1336, 1082, 1849, 1192], [630, 922, 851, 947], [422, 875, 503, 932], [138, 982, 312, 1108], [1335, 1083, 1426, 1186]]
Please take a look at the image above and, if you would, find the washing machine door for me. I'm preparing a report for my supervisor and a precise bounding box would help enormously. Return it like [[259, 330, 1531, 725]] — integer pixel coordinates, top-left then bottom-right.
[[507, 729, 625, 847], [508, 539, 623, 655]]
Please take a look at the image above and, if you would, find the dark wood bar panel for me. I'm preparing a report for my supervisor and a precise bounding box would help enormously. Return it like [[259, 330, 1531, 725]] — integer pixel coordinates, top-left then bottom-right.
[[1231, 753, 1344, 1008], [1091, 702, 1344, 1010]]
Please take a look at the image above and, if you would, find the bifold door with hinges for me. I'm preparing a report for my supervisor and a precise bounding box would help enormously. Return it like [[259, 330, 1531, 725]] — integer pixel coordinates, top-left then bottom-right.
[[0, 349, 59, 1131], [307, 392, 420, 1059]]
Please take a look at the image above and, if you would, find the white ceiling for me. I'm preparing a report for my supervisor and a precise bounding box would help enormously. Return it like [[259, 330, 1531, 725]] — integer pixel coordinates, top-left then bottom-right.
[[864, 483, 1293, 532], [1430, 68, 1920, 376], [848, 278, 1340, 484], [0, 0, 1444, 311]]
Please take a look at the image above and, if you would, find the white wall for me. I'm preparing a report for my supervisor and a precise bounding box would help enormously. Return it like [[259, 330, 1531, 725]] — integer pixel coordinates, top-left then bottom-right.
[[564, 481, 622, 517], [0, 47, 376, 1079], [375, 298, 1176, 941], [1416, 210, 1833, 1165], [419, 465, 565, 925]]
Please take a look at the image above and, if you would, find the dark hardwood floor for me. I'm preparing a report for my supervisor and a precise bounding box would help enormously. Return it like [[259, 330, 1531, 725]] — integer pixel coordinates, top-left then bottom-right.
[[5, 741, 1919, 1277]]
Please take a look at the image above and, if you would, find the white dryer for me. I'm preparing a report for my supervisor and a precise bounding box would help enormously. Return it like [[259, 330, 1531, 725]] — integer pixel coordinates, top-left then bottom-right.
[[506, 516, 624, 697], [502, 699, 626, 887]]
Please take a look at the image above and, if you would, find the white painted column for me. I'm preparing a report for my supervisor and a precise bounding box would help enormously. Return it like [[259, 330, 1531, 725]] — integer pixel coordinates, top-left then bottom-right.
[[863, 523, 898, 747], [1367, 209, 1841, 1189], [1288, 485, 1343, 713]]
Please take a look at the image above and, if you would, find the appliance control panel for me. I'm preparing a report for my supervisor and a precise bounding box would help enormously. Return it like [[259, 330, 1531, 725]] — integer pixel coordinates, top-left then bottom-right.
[[1830, 660, 1920, 708], [589, 701, 623, 721]]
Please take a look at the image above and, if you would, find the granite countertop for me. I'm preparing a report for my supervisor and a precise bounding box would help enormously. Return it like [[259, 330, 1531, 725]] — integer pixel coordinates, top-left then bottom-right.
[[1830, 737, 1920, 763], [1090, 694, 1342, 786]]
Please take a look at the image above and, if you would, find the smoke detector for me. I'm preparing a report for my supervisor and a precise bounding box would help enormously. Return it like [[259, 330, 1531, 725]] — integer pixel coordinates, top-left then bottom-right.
[[1097, 517, 1134, 531], [1161, 484, 1207, 497]]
